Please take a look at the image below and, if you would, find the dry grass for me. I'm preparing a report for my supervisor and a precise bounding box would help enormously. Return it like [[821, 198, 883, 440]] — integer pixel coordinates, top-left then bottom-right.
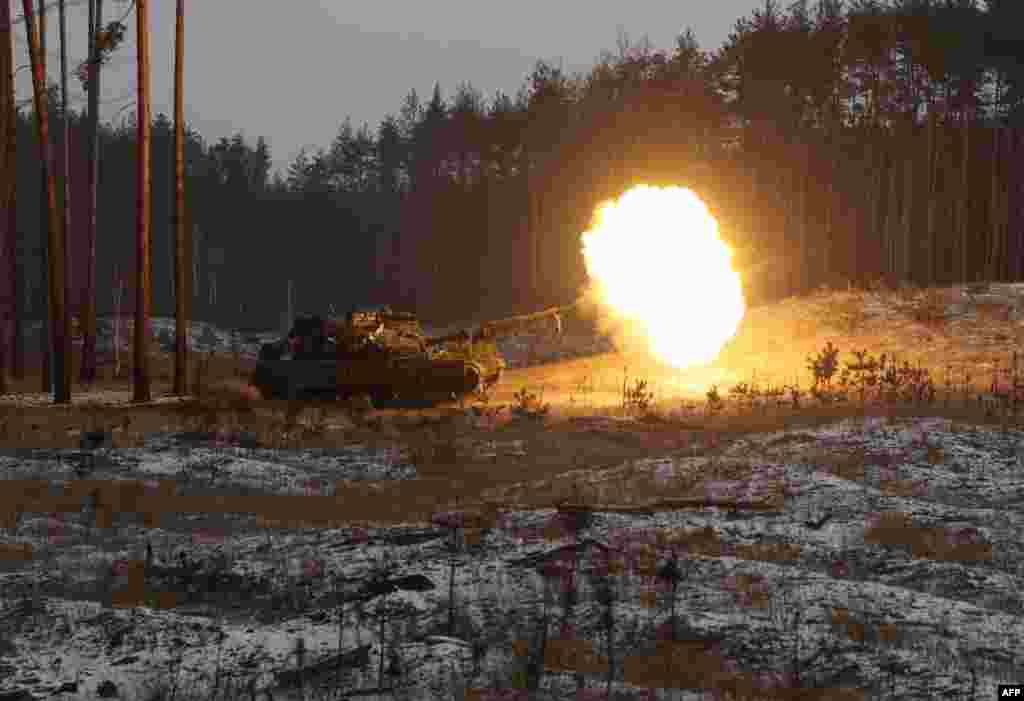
[[2, 286, 1016, 701], [2, 280, 1024, 524]]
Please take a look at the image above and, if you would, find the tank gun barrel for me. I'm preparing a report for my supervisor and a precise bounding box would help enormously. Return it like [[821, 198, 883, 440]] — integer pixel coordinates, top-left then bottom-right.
[[425, 299, 583, 347]]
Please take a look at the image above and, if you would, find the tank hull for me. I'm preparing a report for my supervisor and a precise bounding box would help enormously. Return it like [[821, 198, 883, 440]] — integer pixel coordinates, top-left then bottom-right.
[[251, 356, 501, 403], [251, 308, 506, 404]]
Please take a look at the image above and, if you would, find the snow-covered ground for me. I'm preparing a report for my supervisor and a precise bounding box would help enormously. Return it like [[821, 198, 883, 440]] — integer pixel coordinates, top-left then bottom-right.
[[1, 414, 1023, 700], [4, 289, 1024, 699]]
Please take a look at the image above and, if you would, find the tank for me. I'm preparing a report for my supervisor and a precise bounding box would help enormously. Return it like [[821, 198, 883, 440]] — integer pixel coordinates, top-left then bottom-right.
[[250, 308, 506, 404]]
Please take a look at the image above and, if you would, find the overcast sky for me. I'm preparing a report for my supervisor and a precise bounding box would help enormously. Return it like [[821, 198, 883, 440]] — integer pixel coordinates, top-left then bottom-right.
[[13, 0, 761, 177]]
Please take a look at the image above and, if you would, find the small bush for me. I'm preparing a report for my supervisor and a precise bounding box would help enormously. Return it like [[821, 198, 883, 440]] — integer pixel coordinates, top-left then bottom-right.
[[784, 383, 804, 409], [705, 385, 724, 416], [623, 378, 655, 414], [806, 341, 841, 389], [763, 382, 787, 409], [512, 387, 549, 420], [879, 357, 936, 404], [728, 377, 768, 414], [570, 370, 596, 408], [843, 349, 883, 404]]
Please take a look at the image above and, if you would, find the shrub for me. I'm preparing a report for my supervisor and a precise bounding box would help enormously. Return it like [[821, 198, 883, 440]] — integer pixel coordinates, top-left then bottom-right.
[[705, 385, 724, 416], [806, 341, 840, 389], [512, 387, 549, 420], [623, 378, 655, 414]]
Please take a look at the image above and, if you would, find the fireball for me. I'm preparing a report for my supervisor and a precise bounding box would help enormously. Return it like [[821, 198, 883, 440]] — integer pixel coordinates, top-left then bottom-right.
[[581, 185, 745, 369]]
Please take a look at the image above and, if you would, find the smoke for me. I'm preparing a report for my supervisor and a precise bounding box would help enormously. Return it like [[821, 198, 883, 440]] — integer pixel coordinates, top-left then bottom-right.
[[575, 281, 655, 358]]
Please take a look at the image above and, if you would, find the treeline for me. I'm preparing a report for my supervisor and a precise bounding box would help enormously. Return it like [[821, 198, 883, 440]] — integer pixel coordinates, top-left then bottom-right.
[[7, 0, 1024, 333], [10, 95, 373, 332]]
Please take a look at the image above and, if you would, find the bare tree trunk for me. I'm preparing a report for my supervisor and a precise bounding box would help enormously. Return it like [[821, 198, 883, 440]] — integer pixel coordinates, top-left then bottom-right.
[[925, 113, 939, 286], [792, 142, 809, 295], [172, 0, 188, 395], [864, 130, 880, 283], [1011, 128, 1022, 282], [873, 135, 885, 283], [58, 0, 72, 396], [851, 159, 866, 285], [1016, 129, 1024, 282], [823, 137, 836, 283], [779, 143, 793, 296], [133, 0, 152, 402], [987, 128, 1003, 281], [0, 0, 14, 394], [284, 279, 293, 335], [885, 145, 900, 283], [526, 156, 541, 311], [992, 130, 1000, 283], [902, 128, 915, 283], [1009, 130, 1021, 282], [881, 139, 893, 282], [10, 172, 22, 382], [34, 0, 51, 394], [959, 121, 970, 282], [80, 0, 103, 385], [1003, 130, 1014, 281], [933, 125, 950, 284], [997, 128, 1009, 281], [113, 268, 122, 377], [878, 136, 892, 283], [22, 0, 68, 403], [940, 126, 957, 284], [1013, 130, 1024, 282], [191, 222, 200, 315]]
